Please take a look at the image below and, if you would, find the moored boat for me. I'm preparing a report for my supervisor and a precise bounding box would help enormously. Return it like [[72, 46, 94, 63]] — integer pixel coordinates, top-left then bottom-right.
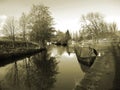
[[74, 45, 97, 66], [76, 55, 96, 66]]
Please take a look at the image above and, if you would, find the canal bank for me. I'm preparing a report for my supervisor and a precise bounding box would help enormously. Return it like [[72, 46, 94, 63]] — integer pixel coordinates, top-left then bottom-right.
[[74, 44, 120, 90], [0, 48, 46, 67]]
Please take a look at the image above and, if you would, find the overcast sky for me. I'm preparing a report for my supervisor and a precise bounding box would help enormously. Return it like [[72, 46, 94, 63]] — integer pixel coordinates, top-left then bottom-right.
[[0, 0, 120, 32]]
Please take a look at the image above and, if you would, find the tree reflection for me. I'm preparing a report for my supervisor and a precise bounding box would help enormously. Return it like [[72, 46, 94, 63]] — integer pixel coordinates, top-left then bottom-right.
[[2, 49, 58, 90], [30, 50, 58, 90], [66, 46, 71, 55], [13, 61, 19, 87], [2, 61, 20, 90], [56, 46, 66, 55]]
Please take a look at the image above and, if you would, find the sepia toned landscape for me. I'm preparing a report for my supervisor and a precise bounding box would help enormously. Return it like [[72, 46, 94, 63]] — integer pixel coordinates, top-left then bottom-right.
[[0, 0, 120, 90]]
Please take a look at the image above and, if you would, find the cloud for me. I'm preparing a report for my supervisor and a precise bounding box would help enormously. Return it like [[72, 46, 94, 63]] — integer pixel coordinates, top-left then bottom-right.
[[0, 15, 7, 30]]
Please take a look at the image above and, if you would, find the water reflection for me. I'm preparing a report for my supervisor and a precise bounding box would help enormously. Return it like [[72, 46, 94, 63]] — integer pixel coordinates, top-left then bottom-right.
[[50, 46, 84, 90], [0, 50, 58, 90], [49, 46, 66, 57], [79, 63, 91, 73], [66, 46, 75, 55], [0, 46, 85, 90]]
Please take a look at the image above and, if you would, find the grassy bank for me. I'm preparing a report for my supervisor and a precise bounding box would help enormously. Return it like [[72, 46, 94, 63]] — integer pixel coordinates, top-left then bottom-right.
[[0, 40, 39, 49], [74, 51, 115, 90], [0, 48, 46, 67], [74, 43, 120, 90]]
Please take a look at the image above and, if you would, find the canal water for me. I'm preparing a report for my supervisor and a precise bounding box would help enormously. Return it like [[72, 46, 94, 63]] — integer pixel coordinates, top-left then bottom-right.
[[0, 46, 85, 90]]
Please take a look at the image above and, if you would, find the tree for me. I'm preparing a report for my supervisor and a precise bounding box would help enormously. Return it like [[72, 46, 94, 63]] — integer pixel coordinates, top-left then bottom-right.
[[64, 30, 71, 43], [108, 22, 117, 32], [107, 22, 118, 38], [81, 12, 104, 42], [3, 16, 18, 48], [28, 4, 54, 47], [53, 31, 67, 45], [19, 12, 28, 41], [80, 12, 118, 42]]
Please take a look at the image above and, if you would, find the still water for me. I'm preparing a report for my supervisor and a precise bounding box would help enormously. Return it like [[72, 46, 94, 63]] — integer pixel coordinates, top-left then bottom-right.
[[0, 46, 85, 90]]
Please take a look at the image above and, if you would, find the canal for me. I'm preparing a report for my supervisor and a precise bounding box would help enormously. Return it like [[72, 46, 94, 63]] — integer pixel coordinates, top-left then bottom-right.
[[0, 46, 85, 90]]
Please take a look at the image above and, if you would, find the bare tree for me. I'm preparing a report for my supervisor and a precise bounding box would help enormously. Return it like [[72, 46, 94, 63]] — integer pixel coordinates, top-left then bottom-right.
[[81, 12, 104, 42], [108, 22, 117, 33], [19, 12, 28, 41], [3, 16, 18, 48], [80, 12, 119, 43]]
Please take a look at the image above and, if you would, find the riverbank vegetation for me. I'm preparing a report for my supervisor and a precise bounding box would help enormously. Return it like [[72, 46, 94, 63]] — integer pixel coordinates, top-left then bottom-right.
[[73, 12, 119, 45], [1, 4, 72, 49], [2, 4, 119, 50], [1, 4, 55, 49]]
